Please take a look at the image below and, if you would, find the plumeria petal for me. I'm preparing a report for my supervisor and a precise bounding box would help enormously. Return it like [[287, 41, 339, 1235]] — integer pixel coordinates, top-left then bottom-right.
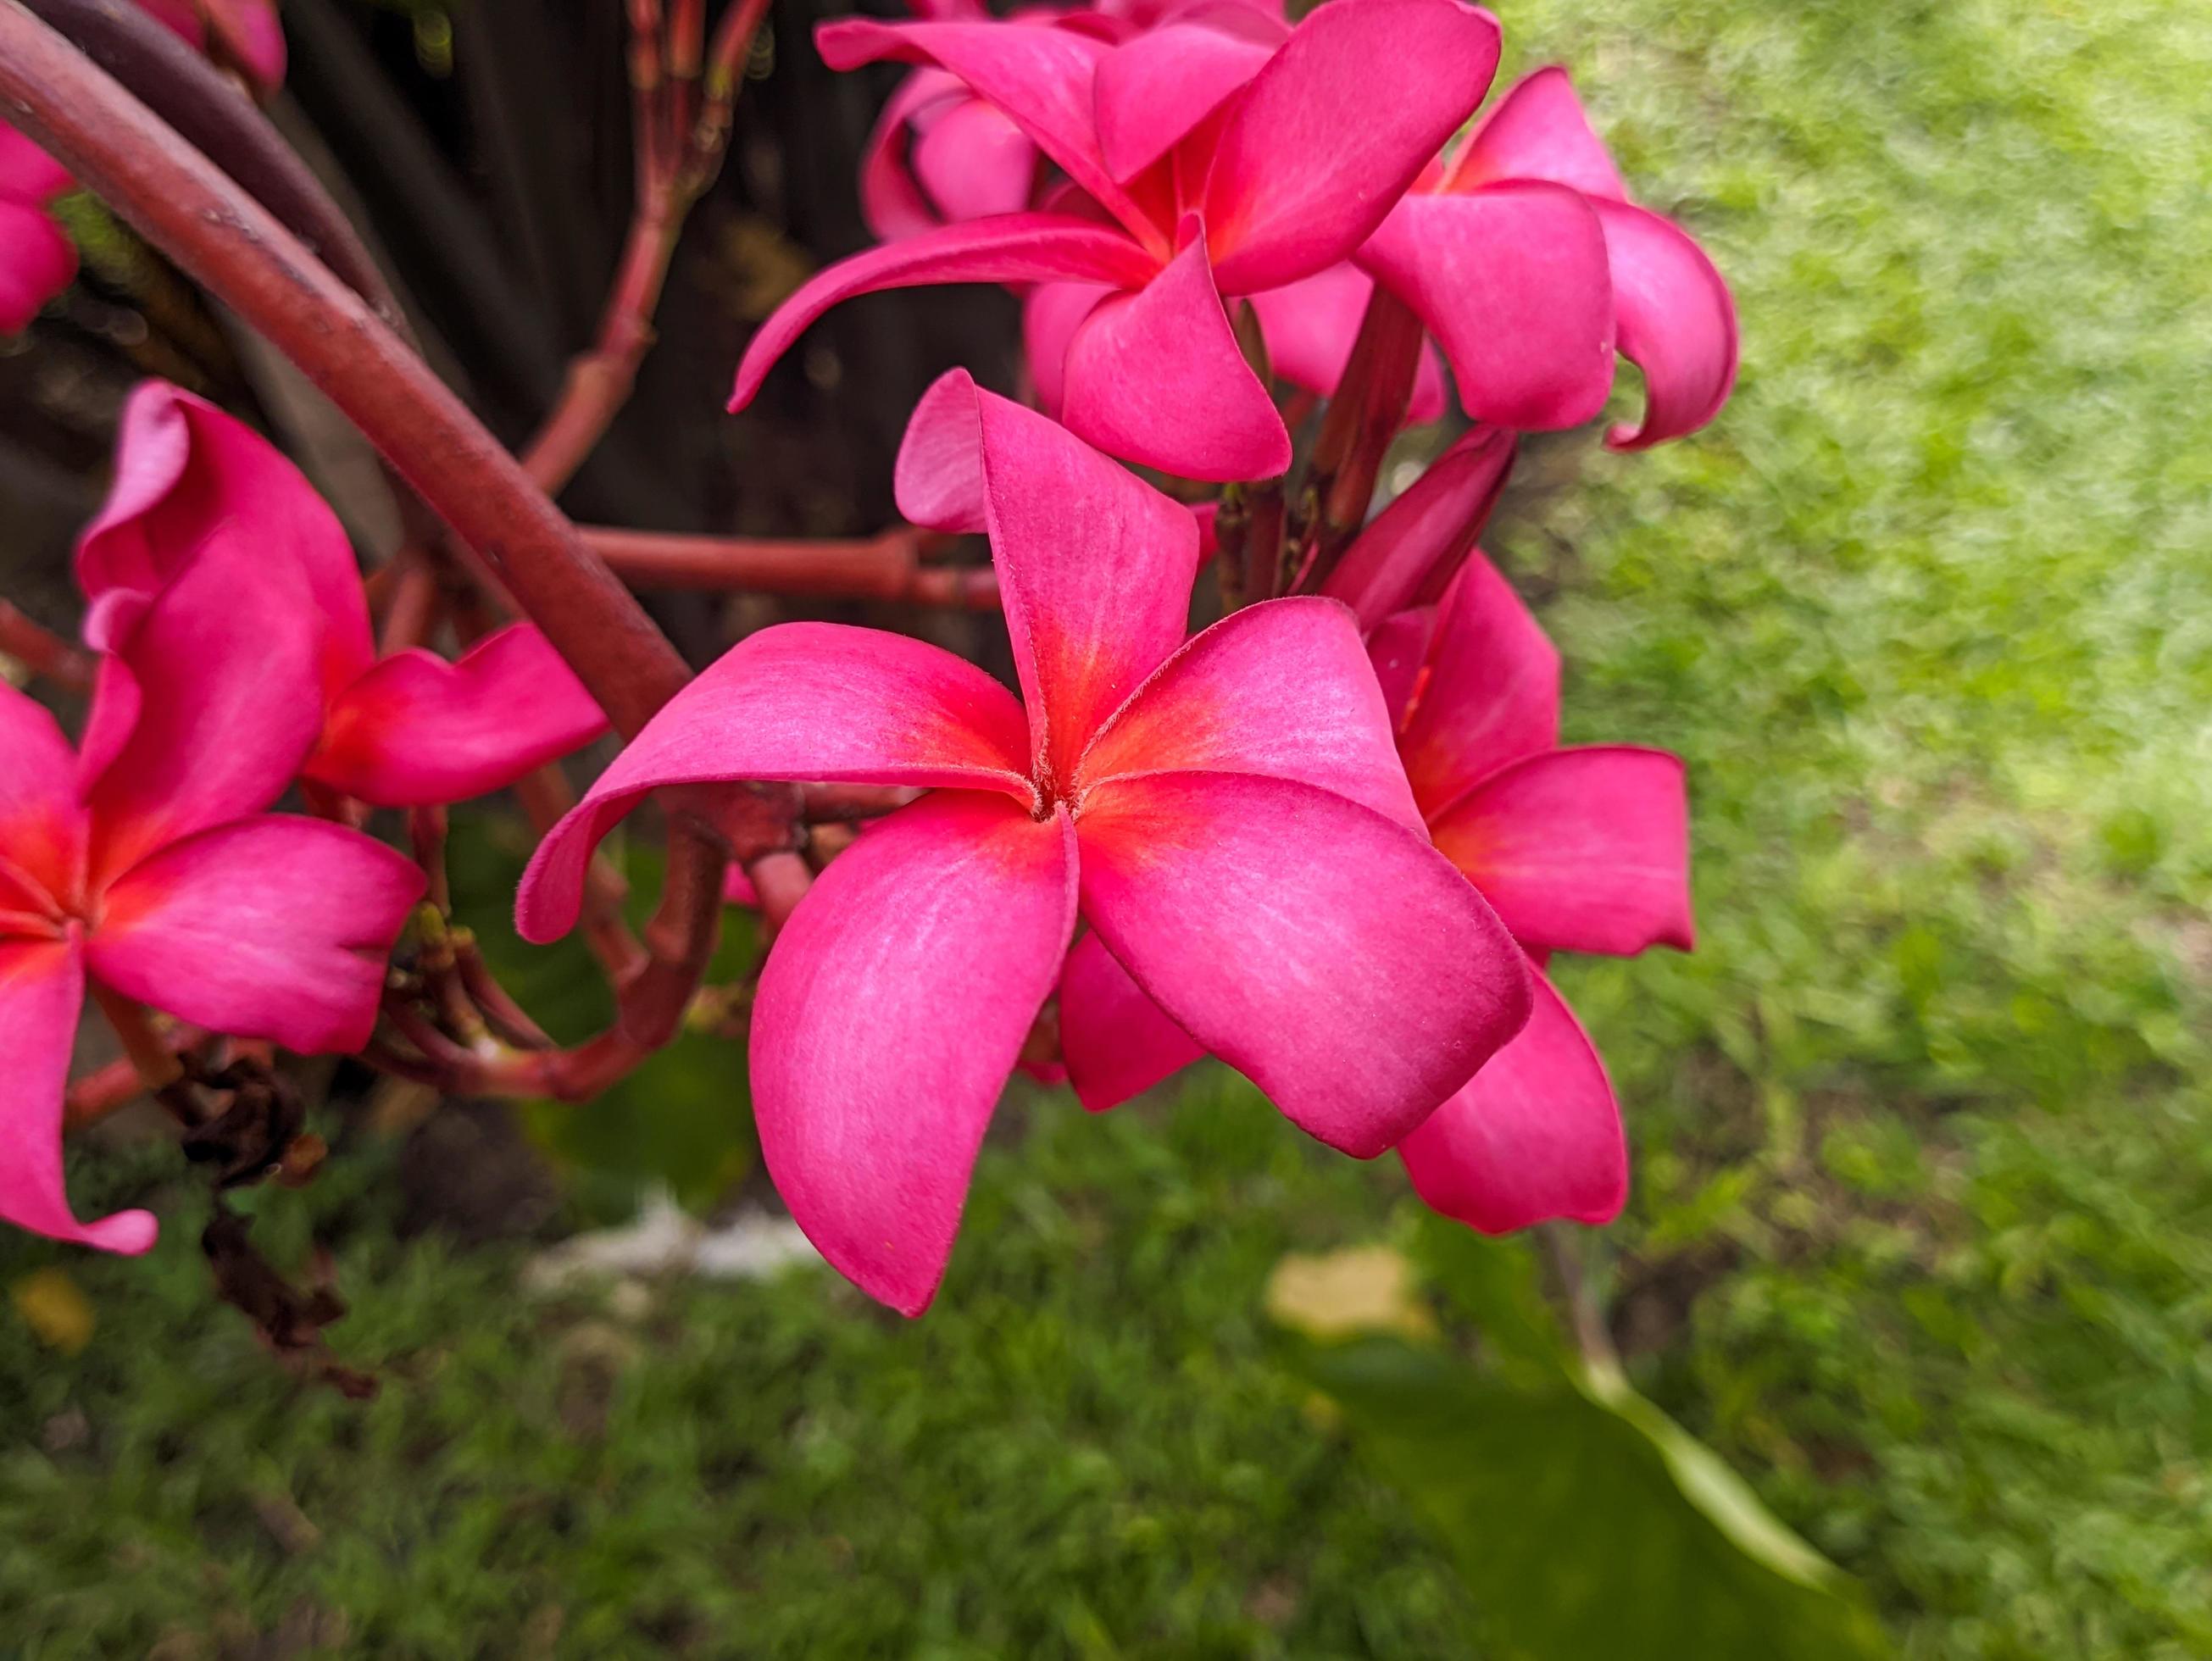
[[1059, 231, 1291, 481], [1397, 964, 1626, 1232], [1365, 604, 1437, 727], [1075, 769, 1531, 1156], [89, 817, 422, 1053], [1057, 930, 1204, 1111], [816, 18, 1158, 243], [0, 681, 84, 908], [1448, 65, 1627, 200], [913, 97, 1037, 224], [76, 383, 374, 697], [1592, 199, 1738, 449], [133, 0, 207, 51], [0, 935, 158, 1253], [728, 213, 1159, 412], [1322, 424, 1514, 630], [517, 623, 1032, 943], [1360, 181, 1616, 431], [1428, 745, 1692, 955], [1247, 263, 1448, 424], [0, 125, 73, 203], [860, 69, 968, 240], [1021, 280, 1113, 415], [0, 197, 74, 333], [753, 791, 1078, 1316], [1202, 0, 1502, 294], [81, 515, 323, 888], [895, 371, 1200, 781], [203, 0, 287, 93], [1093, 18, 1275, 181], [1394, 553, 1559, 818], [1076, 596, 1422, 830], [307, 623, 609, 808]]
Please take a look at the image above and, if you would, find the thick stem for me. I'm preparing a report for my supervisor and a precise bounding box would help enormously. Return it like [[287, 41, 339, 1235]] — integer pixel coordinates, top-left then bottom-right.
[[1243, 477, 1288, 605], [1213, 483, 1249, 613], [1298, 286, 1425, 590], [582, 524, 999, 607]]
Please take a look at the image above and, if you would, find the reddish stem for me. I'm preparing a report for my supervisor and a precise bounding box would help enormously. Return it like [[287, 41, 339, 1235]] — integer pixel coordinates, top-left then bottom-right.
[[375, 553, 440, 656], [520, 0, 771, 497], [509, 764, 649, 986], [582, 525, 1000, 607], [1299, 286, 1426, 588], [89, 984, 185, 1093], [0, 599, 94, 692], [65, 1025, 208, 1127]]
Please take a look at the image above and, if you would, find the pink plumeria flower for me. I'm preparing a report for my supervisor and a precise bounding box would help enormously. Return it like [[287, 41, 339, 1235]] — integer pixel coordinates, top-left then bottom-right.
[[521, 371, 1531, 1314], [859, 0, 1074, 243], [1359, 66, 1739, 447], [731, 0, 1502, 481], [851, 0, 1449, 426], [193, 0, 287, 93], [0, 3, 284, 333], [1062, 547, 1690, 1236], [1, 511, 421, 1254], [75, 383, 609, 808], [132, 0, 286, 92]]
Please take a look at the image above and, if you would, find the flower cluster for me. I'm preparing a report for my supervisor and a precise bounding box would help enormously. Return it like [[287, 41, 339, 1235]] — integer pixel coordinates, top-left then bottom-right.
[[3, 0, 1727, 1322], [731, 0, 1733, 478]]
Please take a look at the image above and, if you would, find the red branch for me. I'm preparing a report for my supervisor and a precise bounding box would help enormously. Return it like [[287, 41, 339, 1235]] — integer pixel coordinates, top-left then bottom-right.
[[0, 598, 94, 692], [520, 0, 773, 495], [1298, 286, 1426, 588], [582, 525, 1000, 607]]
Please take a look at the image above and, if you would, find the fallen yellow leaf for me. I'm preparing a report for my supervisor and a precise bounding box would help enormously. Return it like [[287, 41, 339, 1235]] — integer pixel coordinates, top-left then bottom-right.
[[12, 1268, 96, 1355], [1265, 1245, 1435, 1342]]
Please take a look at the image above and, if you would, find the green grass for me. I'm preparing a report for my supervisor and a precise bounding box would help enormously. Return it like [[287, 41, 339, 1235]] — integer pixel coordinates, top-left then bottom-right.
[[5, 0, 2211, 1653]]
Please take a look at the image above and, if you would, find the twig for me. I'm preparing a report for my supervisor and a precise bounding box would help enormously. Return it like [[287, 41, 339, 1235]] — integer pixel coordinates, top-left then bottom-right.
[[520, 0, 774, 495], [509, 764, 648, 986], [64, 1025, 209, 1126], [0, 599, 94, 692], [374, 552, 440, 655]]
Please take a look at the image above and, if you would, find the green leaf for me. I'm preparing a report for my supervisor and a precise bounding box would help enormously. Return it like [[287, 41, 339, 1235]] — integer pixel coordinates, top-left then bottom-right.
[[1287, 1333, 1892, 1661], [442, 811, 759, 1217]]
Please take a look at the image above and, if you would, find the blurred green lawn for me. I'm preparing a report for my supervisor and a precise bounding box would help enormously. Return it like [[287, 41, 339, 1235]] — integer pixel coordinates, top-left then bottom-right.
[[5, 0, 2210, 1653]]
